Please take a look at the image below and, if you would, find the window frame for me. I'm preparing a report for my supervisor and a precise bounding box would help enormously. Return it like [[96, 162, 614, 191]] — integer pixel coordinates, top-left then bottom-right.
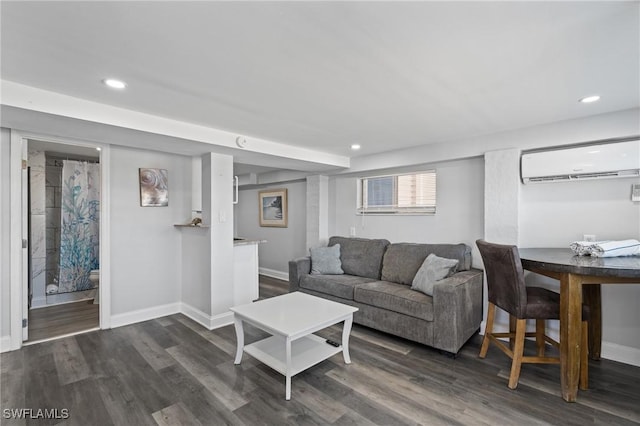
[[356, 170, 437, 215]]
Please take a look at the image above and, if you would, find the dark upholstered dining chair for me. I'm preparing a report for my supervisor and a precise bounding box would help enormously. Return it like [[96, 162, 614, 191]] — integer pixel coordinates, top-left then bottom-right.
[[476, 239, 588, 390]]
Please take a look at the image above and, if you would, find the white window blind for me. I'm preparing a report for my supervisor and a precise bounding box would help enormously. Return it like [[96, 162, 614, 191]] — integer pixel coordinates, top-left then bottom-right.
[[357, 170, 436, 214]]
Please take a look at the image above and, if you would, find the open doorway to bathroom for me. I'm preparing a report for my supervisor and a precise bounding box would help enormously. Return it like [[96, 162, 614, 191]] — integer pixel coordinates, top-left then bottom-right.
[[25, 140, 100, 342]]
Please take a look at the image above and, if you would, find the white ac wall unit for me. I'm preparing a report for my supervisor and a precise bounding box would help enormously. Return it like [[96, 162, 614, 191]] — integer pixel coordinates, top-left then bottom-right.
[[521, 139, 640, 184]]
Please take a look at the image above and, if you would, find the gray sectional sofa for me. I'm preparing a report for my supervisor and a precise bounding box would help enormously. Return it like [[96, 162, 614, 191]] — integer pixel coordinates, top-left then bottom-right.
[[289, 236, 484, 355]]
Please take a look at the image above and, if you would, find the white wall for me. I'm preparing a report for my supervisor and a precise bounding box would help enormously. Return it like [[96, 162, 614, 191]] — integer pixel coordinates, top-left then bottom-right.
[[520, 175, 640, 352], [1, 128, 11, 341], [330, 157, 485, 265], [109, 146, 191, 317], [235, 180, 307, 276]]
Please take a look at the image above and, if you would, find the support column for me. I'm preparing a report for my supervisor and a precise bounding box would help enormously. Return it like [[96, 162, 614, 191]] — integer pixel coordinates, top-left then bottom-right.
[[202, 153, 234, 318], [483, 148, 521, 333], [306, 175, 329, 250]]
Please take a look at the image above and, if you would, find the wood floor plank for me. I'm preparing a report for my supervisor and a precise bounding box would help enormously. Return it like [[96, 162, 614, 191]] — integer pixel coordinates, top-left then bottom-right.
[[62, 378, 115, 426], [158, 363, 245, 426], [95, 375, 157, 426], [27, 300, 98, 342], [152, 402, 203, 426], [52, 337, 91, 385], [166, 344, 249, 411]]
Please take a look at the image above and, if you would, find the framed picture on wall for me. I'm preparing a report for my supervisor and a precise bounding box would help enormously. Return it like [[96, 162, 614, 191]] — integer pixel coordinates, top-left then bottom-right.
[[259, 188, 288, 227], [139, 168, 169, 207]]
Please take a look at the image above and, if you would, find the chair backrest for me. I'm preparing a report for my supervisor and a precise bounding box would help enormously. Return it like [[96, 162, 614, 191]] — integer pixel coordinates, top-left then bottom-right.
[[476, 240, 527, 318]]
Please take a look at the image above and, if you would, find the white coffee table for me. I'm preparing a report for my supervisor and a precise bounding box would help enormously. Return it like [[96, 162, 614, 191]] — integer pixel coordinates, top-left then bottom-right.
[[230, 291, 358, 400]]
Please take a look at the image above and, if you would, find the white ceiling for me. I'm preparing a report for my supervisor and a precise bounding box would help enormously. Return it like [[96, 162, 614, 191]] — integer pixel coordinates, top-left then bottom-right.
[[1, 1, 639, 170]]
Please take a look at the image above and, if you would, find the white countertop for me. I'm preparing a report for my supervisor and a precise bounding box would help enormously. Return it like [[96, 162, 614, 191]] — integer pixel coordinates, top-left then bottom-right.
[[234, 238, 267, 246]]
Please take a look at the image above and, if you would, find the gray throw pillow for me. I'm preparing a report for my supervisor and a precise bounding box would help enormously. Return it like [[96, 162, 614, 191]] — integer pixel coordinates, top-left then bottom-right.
[[310, 244, 344, 275], [411, 253, 459, 296]]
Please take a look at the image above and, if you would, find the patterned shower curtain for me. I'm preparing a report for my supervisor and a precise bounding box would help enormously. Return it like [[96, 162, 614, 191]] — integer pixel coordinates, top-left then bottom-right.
[[58, 160, 100, 293]]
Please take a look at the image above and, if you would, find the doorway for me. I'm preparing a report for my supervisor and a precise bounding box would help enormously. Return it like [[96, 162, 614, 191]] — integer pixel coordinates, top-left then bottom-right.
[[24, 139, 102, 343]]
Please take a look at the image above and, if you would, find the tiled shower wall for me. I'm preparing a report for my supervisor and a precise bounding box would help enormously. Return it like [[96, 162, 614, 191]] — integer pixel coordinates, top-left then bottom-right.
[[28, 149, 46, 308], [45, 156, 63, 295]]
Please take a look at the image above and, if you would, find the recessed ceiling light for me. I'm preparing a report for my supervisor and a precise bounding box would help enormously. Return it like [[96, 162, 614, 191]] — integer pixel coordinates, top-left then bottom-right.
[[96, 147, 102, 151], [103, 78, 126, 89], [351, 144, 361, 150], [579, 95, 600, 103]]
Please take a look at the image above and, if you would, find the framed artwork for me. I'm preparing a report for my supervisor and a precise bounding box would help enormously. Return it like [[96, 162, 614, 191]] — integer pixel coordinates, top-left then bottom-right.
[[259, 188, 288, 227], [139, 168, 169, 207]]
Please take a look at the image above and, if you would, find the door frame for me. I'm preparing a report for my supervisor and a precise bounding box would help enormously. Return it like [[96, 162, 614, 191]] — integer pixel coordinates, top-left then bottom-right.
[[9, 130, 111, 349]]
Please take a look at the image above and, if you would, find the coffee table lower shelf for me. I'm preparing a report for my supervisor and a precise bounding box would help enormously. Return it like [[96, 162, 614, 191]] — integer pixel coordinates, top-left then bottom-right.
[[244, 334, 342, 377]]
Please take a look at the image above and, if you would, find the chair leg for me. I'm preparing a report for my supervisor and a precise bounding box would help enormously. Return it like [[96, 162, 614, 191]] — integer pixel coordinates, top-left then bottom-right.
[[508, 319, 527, 389], [535, 319, 546, 357], [479, 303, 495, 358], [509, 315, 516, 350], [580, 320, 589, 390]]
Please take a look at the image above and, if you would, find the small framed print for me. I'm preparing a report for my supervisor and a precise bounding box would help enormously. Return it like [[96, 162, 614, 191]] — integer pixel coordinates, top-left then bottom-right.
[[139, 168, 168, 207], [259, 188, 287, 227]]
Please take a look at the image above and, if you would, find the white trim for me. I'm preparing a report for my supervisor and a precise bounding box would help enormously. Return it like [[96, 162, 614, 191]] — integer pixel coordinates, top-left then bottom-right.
[[259, 267, 289, 282], [22, 327, 100, 346], [602, 341, 640, 367], [110, 302, 180, 329], [0, 335, 12, 353], [179, 303, 213, 329], [209, 311, 234, 330], [29, 296, 48, 308], [10, 130, 24, 350], [180, 302, 234, 330], [99, 144, 111, 329], [8, 131, 111, 352]]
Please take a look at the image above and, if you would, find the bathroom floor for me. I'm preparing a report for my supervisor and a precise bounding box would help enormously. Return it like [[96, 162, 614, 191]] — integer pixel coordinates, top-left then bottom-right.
[[26, 300, 99, 343]]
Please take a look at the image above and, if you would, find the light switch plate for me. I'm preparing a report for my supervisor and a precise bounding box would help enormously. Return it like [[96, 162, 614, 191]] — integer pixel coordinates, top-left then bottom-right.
[[632, 183, 640, 202]]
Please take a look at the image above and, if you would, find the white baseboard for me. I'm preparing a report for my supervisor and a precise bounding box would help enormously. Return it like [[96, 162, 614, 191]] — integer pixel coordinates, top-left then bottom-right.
[[180, 302, 234, 330], [602, 341, 640, 367], [110, 302, 180, 329], [480, 319, 640, 367], [0, 335, 12, 353], [259, 267, 288, 282], [180, 303, 212, 329], [30, 295, 47, 308]]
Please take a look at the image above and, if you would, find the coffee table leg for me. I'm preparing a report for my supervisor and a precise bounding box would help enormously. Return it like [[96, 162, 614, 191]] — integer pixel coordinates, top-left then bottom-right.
[[233, 317, 244, 365], [285, 337, 292, 400], [342, 315, 354, 364]]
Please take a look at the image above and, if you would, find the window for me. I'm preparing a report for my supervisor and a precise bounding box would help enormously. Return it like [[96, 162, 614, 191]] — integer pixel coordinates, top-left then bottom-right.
[[357, 170, 436, 214]]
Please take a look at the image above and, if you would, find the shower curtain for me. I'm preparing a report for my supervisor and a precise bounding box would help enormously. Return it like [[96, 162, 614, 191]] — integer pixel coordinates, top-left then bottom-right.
[[58, 160, 100, 293]]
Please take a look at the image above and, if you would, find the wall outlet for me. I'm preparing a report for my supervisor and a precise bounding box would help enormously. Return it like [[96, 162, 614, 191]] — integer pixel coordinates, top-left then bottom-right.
[[349, 226, 356, 237], [583, 234, 596, 242]]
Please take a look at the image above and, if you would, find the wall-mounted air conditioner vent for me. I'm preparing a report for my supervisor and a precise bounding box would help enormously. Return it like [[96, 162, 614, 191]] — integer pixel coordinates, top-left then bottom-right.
[[521, 139, 640, 184]]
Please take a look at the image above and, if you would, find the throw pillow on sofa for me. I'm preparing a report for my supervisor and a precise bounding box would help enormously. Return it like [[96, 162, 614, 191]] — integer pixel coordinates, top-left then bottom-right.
[[310, 244, 344, 275], [411, 253, 459, 296]]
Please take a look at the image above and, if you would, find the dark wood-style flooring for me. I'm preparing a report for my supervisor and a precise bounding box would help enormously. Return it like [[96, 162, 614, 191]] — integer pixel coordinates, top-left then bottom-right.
[[2, 276, 639, 425], [27, 300, 99, 343]]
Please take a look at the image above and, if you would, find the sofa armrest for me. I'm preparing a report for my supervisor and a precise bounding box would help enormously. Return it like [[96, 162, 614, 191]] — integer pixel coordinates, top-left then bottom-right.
[[432, 269, 484, 354], [288, 256, 311, 292]]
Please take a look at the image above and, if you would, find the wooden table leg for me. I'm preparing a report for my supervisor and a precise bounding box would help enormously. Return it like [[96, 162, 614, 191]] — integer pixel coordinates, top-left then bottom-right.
[[582, 284, 602, 360], [560, 273, 583, 402]]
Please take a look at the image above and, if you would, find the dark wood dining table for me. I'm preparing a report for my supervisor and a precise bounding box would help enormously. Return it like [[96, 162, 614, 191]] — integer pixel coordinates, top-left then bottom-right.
[[518, 248, 640, 402]]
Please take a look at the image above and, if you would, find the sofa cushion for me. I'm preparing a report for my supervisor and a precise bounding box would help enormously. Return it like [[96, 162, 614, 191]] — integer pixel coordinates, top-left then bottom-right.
[[411, 254, 459, 296], [381, 243, 471, 285], [354, 281, 434, 322], [299, 274, 378, 300], [310, 244, 344, 275], [329, 236, 390, 280]]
